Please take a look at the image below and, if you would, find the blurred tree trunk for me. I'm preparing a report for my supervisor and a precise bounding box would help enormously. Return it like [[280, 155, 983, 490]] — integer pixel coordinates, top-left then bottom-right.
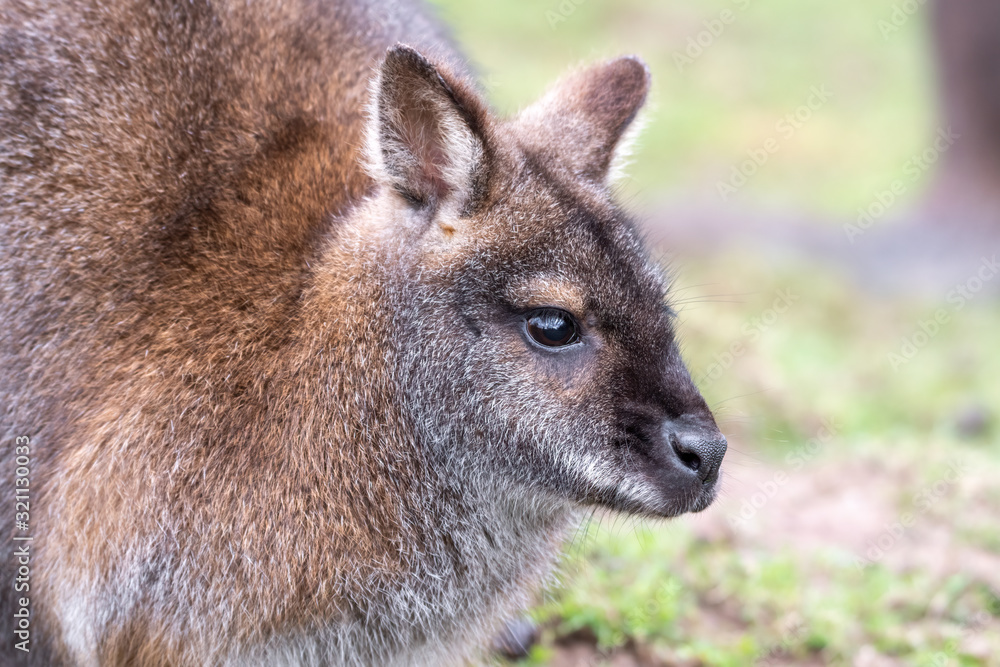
[[930, 0, 1000, 226]]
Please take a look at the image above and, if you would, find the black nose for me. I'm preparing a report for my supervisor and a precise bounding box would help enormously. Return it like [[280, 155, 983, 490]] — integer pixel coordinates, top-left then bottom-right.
[[667, 425, 727, 485]]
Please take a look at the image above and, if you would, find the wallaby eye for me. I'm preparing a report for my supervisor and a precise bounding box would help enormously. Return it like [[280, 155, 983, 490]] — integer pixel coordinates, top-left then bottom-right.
[[524, 309, 581, 348]]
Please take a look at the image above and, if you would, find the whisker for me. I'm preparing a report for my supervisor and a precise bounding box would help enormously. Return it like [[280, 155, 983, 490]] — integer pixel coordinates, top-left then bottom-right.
[[709, 388, 777, 407]]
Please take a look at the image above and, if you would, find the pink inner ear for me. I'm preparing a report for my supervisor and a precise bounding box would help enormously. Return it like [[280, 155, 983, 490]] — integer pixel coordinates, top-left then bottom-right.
[[394, 100, 453, 202]]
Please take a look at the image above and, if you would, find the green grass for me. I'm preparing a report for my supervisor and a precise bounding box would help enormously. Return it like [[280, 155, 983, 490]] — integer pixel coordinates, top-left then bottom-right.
[[520, 513, 1000, 665]]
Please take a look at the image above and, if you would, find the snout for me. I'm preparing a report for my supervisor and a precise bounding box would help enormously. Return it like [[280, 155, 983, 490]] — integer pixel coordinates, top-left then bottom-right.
[[623, 415, 727, 516]]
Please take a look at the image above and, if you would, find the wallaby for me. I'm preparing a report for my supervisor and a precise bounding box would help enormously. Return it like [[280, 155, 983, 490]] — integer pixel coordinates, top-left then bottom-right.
[[0, 0, 727, 664]]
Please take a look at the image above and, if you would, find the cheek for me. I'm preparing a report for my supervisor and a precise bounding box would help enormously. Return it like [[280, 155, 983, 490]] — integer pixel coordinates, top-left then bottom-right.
[[465, 320, 604, 414], [509, 334, 606, 416], [529, 349, 597, 397]]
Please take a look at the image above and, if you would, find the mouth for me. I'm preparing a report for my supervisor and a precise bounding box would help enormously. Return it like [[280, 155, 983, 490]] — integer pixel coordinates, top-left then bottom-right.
[[549, 421, 727, 518], [590, 465, 721, 519]]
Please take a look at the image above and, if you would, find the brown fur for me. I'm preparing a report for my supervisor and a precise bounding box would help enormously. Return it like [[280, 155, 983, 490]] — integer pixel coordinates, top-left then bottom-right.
[[1, 0, 726, 664]]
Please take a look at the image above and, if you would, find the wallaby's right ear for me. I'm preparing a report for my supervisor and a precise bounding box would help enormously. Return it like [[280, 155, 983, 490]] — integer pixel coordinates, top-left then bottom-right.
[[365, 45, 487, 213]]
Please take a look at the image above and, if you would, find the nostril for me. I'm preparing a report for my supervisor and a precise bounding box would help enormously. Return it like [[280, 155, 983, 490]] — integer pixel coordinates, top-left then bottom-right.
[[666, 425, 727, 484], [672, 442, 702, 472]]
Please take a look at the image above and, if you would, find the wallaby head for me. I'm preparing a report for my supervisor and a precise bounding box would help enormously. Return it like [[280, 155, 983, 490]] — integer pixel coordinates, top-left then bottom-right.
[[353, 45, 726, 519]]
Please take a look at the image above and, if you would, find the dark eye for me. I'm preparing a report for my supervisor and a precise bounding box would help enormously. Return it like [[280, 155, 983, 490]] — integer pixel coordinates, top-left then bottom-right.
[[524, 309, 581, 348]]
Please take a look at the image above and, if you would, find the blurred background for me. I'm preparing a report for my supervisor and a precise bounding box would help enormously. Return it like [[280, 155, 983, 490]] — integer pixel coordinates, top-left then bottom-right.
[[428, 0, 1000, 665]]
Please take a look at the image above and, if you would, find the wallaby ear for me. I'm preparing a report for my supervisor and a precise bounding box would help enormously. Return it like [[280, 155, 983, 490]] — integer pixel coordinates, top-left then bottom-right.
[[366, 45, 485, 211], [517, 56, 650, 185]]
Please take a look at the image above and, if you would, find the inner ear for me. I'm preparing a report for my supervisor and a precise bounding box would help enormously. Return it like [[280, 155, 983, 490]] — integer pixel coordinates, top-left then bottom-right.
[[516, 56, 650, 185], [367, 45, 487, 211]]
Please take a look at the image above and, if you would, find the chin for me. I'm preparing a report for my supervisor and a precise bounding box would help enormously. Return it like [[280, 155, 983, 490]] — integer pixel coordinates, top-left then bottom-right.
[[590, 471, 721, 519]]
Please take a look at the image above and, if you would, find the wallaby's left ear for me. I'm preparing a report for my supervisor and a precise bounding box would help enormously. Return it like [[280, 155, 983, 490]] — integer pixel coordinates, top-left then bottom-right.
[[517, 56, 650, 185], [365, 44, 488, 212]]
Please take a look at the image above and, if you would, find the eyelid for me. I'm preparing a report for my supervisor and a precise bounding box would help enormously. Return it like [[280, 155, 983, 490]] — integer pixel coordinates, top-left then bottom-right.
[[524, 306, 578, 323], [520, 304, 580, 319]]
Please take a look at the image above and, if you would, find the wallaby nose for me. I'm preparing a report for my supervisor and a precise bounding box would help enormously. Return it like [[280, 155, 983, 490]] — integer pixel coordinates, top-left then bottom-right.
[[667, 425, 727, 485]]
